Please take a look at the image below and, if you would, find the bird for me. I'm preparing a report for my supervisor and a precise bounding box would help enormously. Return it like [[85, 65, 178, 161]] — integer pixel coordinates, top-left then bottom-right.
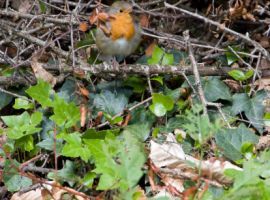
[[95, 1, 142, 61]]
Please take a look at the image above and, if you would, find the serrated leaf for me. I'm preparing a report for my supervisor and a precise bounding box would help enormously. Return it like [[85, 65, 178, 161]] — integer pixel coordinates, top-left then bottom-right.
[[26, 79, 53, 108], [50, 95, 80, 128], [93, 90, 128, 116], [215, 125, 258, 161], [124, 123, 150, 142], [61, 133, 91, 162], [231, 90, 266, 133], [84, 132, 146, 191], [223, 151, 270, 199], [1, 111, 42, 139]]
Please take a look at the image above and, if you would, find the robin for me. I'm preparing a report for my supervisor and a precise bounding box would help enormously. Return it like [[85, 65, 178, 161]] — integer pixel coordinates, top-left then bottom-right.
[[95, 1, 142, 61]]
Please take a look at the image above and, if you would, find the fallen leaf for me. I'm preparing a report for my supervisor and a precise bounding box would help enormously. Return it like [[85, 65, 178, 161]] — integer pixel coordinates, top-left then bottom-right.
[[79, 22, 89, 32], [145, 42, 157, 56], [31, 57, 57, 87]]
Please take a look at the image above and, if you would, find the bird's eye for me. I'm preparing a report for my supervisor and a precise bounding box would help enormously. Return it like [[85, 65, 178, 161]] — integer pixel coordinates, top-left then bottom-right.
[[119, 9, 123, 13]]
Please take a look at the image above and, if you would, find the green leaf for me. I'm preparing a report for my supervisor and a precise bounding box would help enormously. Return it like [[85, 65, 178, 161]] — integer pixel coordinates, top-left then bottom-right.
[[3, 160, 32, 192], [15, 135, 34, 152], [81, 172, 96, 187], [124, 76, 146, 93], [50, 95, 80, 128], [231, 90, 266, 133], [162, 52, 174, 65], [93, 90, 128, 116], [13, 98, 34, 110], [124, 123, 150, 142], [222, 151, 270, 199], [225, 48, 239, 65], [82, 128, 120, 140], [84, 132, 146, 191], [202, 77, 232, 102], [61, 133, 91, 162], [103, 113, 123, 125], [228, 69, 254, 81], [150, 93, 174, 117], [151, 76, 164, 85], [0, 91, 13, 109], [244, 69, 254, 80], [38, 0, 47, 13], [215, 125, 258, 161], [76, 31, 95, 48], [147, 46, 164, 64], [149, 103, 167, 117], [37, 136, 63, 154], [1, 111, 42, 139], [26, 79, 53, 108], [48, 160, 77, 186], [228, 70, 246, 81]]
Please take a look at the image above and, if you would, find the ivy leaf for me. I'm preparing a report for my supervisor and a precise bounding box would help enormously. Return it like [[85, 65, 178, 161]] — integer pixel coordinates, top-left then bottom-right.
[[231, 90, 266, 133], [26, 79, 53, 108], [1, 111, 42, 139], [3, 160, 32, 192], [84, 132, 146, 191], [61, 132, 91, 162], [162, 52, 174, 65], [202, 77, 232, 102], [0, 91, 13, 109], [81, 172, 96, 187], [93, 90, 128, 116], [48, 160, 77, 186], [13, 98, 34, 110], [215, 125, 258, 161], [223, 151, 270, 199], [15, 135, 34, 152], [147, 46, 164, 64], [124, 76, 147, 93], [124, 123, 150, 142], [147, 45, 174, 65], [50, 95, 80, 128], [228, 69, 254, 81], [149, 93, 174, 117], [37, 136, 63, 154]]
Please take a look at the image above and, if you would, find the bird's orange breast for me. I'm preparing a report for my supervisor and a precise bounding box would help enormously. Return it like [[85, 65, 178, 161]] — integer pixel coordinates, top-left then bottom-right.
[[109, 12, 135, 41]]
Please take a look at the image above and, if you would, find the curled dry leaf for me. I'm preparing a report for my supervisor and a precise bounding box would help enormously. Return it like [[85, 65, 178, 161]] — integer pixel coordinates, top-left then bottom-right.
[[79, 86, 90, 98], [31, 57, 57, 87], [79, 22, 89, 32], [149, 133, 242, 189], [140, 14, 150, 28], [11, 181, 87, 200], [145, 42, 157, 56], [80, 104, 87, 127]]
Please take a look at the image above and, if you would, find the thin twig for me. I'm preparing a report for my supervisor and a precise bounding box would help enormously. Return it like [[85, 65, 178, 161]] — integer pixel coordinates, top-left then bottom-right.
[[164, 2, 270, 60]]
